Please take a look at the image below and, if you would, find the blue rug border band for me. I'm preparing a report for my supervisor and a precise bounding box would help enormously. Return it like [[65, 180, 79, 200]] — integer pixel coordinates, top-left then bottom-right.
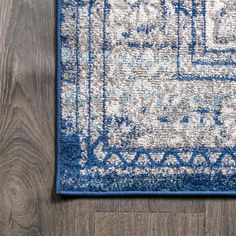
[[55, 0, 236, 196], [56, 0, 62, 196]]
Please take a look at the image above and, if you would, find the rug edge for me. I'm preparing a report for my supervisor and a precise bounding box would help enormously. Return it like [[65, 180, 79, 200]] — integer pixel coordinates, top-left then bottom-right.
[[55, 0, 236, 197]]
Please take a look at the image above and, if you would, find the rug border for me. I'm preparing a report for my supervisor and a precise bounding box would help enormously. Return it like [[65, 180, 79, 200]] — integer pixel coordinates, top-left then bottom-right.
[[55, 0, 236, 197]]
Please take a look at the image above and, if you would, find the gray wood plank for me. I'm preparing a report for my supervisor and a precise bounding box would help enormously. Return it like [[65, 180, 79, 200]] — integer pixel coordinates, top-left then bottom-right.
[[96, 198, 205, 213], [148, 198, 206, 213], [205, 199, 236, 236], [96, 198, 150, 212], [95, 212, 204, 236]]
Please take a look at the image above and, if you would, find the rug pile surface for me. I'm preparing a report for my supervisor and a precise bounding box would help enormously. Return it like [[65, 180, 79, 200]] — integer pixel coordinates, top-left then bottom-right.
[[57, 0, 236, 195]]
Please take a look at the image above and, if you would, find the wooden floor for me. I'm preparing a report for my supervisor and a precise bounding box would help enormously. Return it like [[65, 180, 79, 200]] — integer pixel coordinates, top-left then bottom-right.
[[0, 1, 236, 235]]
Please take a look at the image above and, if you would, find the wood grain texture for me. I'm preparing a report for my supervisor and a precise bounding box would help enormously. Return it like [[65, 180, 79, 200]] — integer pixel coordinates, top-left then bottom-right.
[[205, 199, 236, 236], [95, 212, 204, 236], [0, 0, 235, 235]]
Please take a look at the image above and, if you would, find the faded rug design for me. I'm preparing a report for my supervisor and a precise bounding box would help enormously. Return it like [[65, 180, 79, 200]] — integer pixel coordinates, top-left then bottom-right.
[[56, 0, 236, 195]]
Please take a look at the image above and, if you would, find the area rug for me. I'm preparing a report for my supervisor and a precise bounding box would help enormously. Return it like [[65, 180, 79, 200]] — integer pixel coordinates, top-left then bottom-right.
[[56, 0, 236, 195]]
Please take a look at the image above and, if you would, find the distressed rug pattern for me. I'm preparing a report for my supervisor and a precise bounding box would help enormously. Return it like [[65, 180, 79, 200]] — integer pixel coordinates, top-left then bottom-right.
[[57, 0, 236, 195]]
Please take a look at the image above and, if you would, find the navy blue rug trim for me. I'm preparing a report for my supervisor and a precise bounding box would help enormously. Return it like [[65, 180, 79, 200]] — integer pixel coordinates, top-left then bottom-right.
[[56, 0, 63, 195]]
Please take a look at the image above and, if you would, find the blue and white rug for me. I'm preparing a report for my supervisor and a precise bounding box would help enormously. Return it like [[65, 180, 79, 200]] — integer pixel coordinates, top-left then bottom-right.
[[56, 0, 236, 196]]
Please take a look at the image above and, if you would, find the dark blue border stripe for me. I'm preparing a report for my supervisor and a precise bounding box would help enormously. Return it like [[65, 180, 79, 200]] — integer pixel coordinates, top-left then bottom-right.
[[56, 0, 62, 194], [102, 0, 108, 140], [57, 190, 236, 196], [75, 1, 80, 133], [87, 1, 93, 147]]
